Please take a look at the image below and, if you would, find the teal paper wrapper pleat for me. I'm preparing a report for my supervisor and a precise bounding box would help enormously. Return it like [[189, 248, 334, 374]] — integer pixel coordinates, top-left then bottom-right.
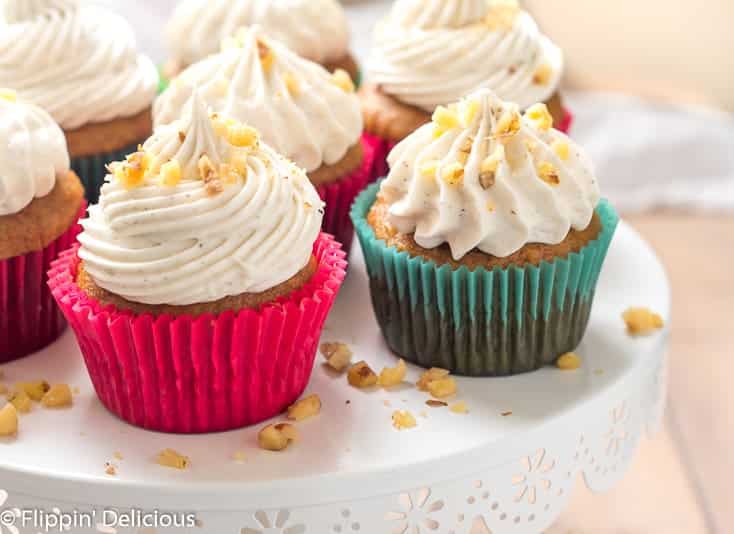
[[351, 182, 619, 376], [71, 142, 144, 205]]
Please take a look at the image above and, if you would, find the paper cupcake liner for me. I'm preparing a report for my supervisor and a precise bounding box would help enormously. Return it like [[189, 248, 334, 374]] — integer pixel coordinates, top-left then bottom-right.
[[363, 107, 574, 186], [316, 137, 376, 254], [0, 203, 85, 362], [48, 234, 347, 433], [351, 183, 618, 376], [71, 141, 143, 205]]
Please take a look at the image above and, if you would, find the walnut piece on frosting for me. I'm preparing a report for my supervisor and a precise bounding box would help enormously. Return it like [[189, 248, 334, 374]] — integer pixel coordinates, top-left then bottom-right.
[[331, 69, 355, 93], [484, 0, 521, 31], [0, 88, 17, 102], [526, 103, 554, 131], [622, 307, 665, 336]]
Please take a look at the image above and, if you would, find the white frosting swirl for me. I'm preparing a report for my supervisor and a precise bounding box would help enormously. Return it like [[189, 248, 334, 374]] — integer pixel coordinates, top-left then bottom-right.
[[78, 92, 324, 306], [154, 26, 363, 173], [166, 0, 350, 67], [0, 92, 70, 216], [367, 0, 563, 112], [0, 0, 158, 130], [381, 89, 600, 259]]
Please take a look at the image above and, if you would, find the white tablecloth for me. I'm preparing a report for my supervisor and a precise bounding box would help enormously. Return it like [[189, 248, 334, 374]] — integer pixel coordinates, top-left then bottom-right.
[[97, 0, 734, 212]]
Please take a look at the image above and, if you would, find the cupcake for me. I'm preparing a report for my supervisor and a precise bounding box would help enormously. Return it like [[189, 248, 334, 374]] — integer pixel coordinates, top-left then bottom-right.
[[361, 0, 571, 180], [155, 26, 372, 252], [164, 0, 358, 85], [351, 89, 618, 376], [0, 0, 159, 204], [49, 92, 347, 433], [0, 90, 85, 362]]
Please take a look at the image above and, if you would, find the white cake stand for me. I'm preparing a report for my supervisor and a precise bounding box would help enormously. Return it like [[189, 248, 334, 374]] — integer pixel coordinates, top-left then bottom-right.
[[0, 220, 669, 534]]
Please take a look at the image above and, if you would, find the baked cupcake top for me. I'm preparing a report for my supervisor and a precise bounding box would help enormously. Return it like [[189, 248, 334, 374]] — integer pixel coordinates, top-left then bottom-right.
[[380, 89, 599, 259], [155, 26, 363, 173], [166, 0, 350, 68], [0, 89, 70, 216], [367, 0, 563, 112], [0, 0, 158, 130], [78, 92, 324, 306]]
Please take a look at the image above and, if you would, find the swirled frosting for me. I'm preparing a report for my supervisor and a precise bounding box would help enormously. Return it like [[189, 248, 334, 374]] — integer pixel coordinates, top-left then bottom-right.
[[381, 89, 600, 259], [367, 0, 563, 112], [166, 0, 350, 67], [0, 90, 70, 216], [78, 92, 324, 306], [154, 26, 363, 173], [0, 0, 158, 130]]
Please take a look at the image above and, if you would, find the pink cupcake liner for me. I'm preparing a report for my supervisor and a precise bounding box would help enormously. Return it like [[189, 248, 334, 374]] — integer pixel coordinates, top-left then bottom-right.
[[316, 137, 376, 254], [48, 234, 347, 434], [364, 107, 574, 183], [0, 202, 85, 363]]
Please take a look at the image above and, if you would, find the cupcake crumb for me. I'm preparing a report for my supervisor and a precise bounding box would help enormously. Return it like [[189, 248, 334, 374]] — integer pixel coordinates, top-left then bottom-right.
[[156, 449, 190, 470], [392, 410, 417, 430], [622, 307, 664, 336]]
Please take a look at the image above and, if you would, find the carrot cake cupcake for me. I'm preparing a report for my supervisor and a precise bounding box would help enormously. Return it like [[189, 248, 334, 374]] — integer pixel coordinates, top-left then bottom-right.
[[155, 26, 372, 251], [351, 89, 618, 376], [164, 0, 358, 83], [361, 0, 571, 179], [0, 0, 159, 204], [49, 92, 347, 432], [0, 90, 85, 361]]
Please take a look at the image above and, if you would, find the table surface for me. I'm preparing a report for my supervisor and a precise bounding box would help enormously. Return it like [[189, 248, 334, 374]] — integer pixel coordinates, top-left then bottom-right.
[[548, 213, 733, 534]]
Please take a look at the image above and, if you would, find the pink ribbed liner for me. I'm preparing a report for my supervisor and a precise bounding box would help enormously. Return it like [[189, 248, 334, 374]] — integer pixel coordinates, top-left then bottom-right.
[[364, 108, 574, 183], [0, 202, 85, 362], [316, 137, 376, 254], [48, 234, 347, 434]]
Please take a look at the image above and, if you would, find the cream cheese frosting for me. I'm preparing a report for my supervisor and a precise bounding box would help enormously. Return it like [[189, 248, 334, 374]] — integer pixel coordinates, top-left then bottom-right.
[[154, 26, 363, 173], [0, 0, 158, 130], [0, 90, 70, 216], [380, 89, 600, 259], [166, 0, 350, 67], [367, 0, 563, 112], [78, 92, 324, 306]]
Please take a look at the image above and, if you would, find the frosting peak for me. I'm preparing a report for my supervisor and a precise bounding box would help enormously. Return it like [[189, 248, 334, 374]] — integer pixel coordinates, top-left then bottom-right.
[[381, 90, 600, 259], [166, 0, 350, 67], [0, 90, 70, 216], [78, 94, 324, 306], [367, 0, 563, 112], [154, 26, 363, 173], [0, 0, 158, 130]]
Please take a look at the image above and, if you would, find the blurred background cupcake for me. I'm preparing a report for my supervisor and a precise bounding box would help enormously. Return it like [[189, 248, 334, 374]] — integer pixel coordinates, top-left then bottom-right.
[[163, 0, 359, 86], [0, 90, 85, 362], [0, 0, 159, 204], [352, 89, 617, 376], [155, 26, 371, 252], [361, 0, 569, 179], [49, 92, 347, 433]]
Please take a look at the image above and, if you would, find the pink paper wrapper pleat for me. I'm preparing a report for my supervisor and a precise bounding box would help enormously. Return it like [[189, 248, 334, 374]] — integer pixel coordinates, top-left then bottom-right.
[[316, 137, 376, 254], [363, 108, 574, 184], [0, 202, 85, 362], [48, 234, 347, 434]]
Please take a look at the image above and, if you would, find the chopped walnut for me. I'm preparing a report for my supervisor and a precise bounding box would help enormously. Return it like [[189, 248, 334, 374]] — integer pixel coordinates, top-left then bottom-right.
[[7, 391, 31, 413], [347, 361, 378, 388], [449, 401, 469, 414], [320, 342, 353, 372], [493, 107, 522, 140], [258, 423, 298, 451], [15, 380, 50, 402], [287, 394, 322, 422], [526, 103, 554, 131], [442, 163, 465, 187], [622, 307, 665, 336], [257, 39, 275, 72], [552, 139, 570, 161], [432, 105, 460, 138], [156, 448, 190, 470], [330, 68, 355, 93], [556, 352, 581, 371], [392, 410, 417, 430], [533, 63, 554, 85], [417, 368, 450, 391], [0, 403, 18, 437], [479, 145, 505, 189], [41, 384, 73, 408], [537, 161, 560, 185], [378, 359, 407, 388], [105, 463, 117, 476], [426, 400, 448, 408]]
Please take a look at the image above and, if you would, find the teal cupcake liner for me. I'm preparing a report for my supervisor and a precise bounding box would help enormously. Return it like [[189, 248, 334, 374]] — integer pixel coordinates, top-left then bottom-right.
[[350, 182, 619, 376], [71, 141, 143, 205]]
